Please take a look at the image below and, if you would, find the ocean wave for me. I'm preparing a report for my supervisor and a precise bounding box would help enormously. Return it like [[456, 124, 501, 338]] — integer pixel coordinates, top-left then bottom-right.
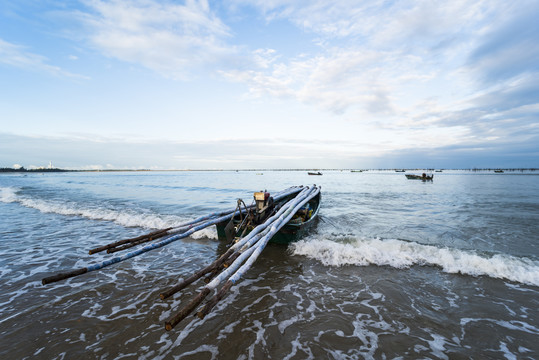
[[0, 186, 19, 203], [290, 237, 539, 286], [0, 186, 217, 238]]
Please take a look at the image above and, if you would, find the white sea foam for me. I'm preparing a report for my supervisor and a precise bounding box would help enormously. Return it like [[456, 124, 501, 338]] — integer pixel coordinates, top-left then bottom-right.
[[426, 333, 449, 360], [175, 345, 219, 360], [290, 238, 539, 286], [0, 186, 19, 203], [0, 186, 217, 237], [18, 196, 184, 229]]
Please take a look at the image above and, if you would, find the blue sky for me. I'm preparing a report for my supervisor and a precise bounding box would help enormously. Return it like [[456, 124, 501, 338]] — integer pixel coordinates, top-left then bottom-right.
[[1, 0, 538, 170]]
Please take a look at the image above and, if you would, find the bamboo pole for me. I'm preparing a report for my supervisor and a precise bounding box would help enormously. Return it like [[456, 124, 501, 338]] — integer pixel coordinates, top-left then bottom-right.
[[106, 230, 171, 253], [202, 252, 241, 283], [164, 288, 211, 331], [42, 267, 88, 285], [88, 228, 172, 255], [159, 247, 235, 300], [197, 280, 233, 319]]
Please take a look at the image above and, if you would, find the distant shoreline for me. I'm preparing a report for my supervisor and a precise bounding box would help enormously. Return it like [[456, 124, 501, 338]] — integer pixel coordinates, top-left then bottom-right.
[[1, 167, 538, 173], [0, 167, 72, 173]]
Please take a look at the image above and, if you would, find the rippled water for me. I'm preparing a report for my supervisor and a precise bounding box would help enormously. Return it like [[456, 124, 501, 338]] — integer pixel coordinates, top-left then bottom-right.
[[0, 170, 538, 359]]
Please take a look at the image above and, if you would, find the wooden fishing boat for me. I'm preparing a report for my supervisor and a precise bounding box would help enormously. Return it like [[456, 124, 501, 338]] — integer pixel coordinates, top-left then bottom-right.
[[405, 174, 434, 181], [216, 190, 321, 244], [308, 171, 323, 175]]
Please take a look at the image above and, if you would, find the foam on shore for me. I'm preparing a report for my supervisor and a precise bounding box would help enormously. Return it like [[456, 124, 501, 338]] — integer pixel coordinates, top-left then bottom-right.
[[0, 186, 217, 238], [290, 237, 539, 286]]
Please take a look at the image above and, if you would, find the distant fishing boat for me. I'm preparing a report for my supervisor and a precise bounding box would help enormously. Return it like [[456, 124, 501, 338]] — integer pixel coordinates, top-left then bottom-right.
[[351, 170, 363, 172], [494, 170, 504, 173], [395, 169, 406, 172], [435, 170, 443, 172], [406, 173, 434, 181], [308, 171, 323, 175], [216, 189, 321, 244]]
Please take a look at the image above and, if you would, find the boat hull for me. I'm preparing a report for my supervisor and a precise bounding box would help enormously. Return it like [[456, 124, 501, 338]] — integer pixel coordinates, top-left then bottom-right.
[[405, 174, 433, 181], [215, 192, 321, 245]]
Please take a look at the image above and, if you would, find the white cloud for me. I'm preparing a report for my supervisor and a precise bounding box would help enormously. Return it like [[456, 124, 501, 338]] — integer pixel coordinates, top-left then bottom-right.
[[79, 0, 235, 79], [222, 0, 539, 153], [0, 38, 87, 78], [221, 48, 394, 114]]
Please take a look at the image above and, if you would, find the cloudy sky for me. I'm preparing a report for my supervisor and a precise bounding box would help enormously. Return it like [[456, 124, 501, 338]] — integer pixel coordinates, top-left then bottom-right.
[[1, 0, 538, 169]]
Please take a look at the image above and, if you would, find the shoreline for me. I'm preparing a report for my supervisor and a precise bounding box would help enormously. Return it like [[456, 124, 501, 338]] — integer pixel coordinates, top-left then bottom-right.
[[1, 167, 538, 173]]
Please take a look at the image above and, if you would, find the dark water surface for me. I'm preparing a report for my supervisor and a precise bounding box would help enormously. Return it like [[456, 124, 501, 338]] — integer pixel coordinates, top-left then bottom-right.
[[1, 170, 538, 359]]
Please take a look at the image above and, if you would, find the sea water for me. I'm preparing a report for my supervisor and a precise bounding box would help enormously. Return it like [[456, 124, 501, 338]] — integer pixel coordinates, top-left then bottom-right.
[[0, 170, 538, 359]]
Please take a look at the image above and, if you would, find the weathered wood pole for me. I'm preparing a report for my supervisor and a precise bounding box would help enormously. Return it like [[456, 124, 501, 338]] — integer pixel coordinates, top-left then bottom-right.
[[164, 288, 211, 331], [159, 248, 235, 300], [89, 228, 172, 254], [42, 267, 88, 285], [197, 280, 233, 319]]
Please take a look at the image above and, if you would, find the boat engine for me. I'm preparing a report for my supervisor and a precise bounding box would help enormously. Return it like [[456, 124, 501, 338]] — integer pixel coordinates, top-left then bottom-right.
[[253, 191, 274, 224]]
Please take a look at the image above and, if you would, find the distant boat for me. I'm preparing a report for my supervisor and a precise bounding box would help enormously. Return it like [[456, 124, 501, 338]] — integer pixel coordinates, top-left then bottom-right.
[[435, 170, 443, 172], [405, 173, 434, 181], [494, 170, 504, 173], [351, 170, 363, 173], [395, 170, 406, 172], [308, 171, 323, 176]]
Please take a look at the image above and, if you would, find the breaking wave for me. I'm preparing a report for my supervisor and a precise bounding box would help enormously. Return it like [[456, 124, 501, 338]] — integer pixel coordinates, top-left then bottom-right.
[[0, 186, 19, 203], [290, 237, 539, 286], [0, 186, 216, 238]]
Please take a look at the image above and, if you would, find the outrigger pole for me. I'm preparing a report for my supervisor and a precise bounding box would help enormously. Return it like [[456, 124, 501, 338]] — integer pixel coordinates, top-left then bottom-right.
[[41, 186, 303, 285]]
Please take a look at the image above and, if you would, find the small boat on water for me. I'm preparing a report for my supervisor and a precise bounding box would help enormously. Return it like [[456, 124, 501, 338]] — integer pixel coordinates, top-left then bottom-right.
[[406, 173, 434, 181], [395, 169, 406, 172], [216, 189, 321, 244], [494, 170, 504, 173], [308, 171, 323, 175]]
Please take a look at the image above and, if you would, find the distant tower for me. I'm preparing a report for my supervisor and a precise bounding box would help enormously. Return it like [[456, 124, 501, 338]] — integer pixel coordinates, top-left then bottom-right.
[[49, 161, 53, 169]]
